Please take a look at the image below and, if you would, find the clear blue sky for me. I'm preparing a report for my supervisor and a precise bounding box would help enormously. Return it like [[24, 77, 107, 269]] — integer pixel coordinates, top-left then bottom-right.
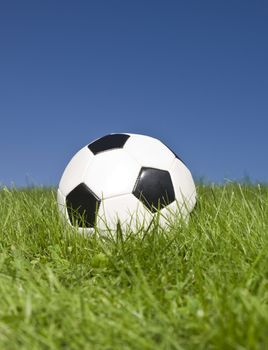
[[0, 0, 267, 186]]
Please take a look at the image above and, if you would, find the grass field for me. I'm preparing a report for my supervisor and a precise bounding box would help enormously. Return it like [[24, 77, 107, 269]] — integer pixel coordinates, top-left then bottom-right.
[[0, 184, 268, 350]]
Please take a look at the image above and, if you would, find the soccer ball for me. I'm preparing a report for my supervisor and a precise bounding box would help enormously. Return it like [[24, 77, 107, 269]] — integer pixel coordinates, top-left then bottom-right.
[[57, 133, 196, 233]]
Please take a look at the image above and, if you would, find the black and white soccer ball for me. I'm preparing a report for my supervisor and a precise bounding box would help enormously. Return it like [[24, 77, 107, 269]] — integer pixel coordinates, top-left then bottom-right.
[[57, 133, 196, 233]]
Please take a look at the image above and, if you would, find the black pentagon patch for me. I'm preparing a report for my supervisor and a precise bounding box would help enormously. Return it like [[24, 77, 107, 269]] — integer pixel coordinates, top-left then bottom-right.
[[66, 183, 100, 228], [133, 167, 175, 213], [88, 134, 130, 155]]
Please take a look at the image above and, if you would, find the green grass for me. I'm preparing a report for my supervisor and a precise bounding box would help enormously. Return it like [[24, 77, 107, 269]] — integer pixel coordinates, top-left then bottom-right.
[[0, 184, 268, 350]]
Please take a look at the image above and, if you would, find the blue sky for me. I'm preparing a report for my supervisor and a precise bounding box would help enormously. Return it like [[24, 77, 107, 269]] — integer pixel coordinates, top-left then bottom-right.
[[0, 0, 267, 186]]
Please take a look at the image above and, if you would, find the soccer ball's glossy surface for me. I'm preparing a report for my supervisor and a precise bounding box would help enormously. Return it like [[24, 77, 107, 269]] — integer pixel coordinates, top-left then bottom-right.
[[57, 133, 196, 233]]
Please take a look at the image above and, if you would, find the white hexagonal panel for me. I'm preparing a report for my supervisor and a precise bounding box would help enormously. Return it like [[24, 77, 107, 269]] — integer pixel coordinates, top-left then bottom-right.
[[97, 193, 153, 232], [124, 134, 176, 170], [83, 149, 141, 199], [169, 158, 196, 213], [157, 201, 190, 228], [57, 188, 69, 222], [59, 146, 94, 196]]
